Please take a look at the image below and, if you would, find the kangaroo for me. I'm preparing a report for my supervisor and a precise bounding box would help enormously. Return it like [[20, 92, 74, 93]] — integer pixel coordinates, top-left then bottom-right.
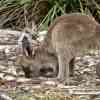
[[16, 49, 58, 78], [42, 13, 100, 84]]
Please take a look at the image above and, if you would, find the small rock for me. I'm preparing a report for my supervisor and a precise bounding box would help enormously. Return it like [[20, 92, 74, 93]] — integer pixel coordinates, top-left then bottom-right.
[[82, 68, 91, 73], [41, 80, 57, 86], [0, 93, 12, 100], [5, 48, 9, 53], [17, 77, 31, 83], [4, 75, 16, 81], [32, 85, 41, 89], [0, 73, 5, 79]]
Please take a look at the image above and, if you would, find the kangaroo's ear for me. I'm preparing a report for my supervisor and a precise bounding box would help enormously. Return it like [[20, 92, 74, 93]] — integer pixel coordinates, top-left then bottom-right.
[[96, 24, 100, 33], [32, 47, 37, 58], [32, 40, 41, 58], [32, 45, 41, 58], [23, 46, 33, 57]]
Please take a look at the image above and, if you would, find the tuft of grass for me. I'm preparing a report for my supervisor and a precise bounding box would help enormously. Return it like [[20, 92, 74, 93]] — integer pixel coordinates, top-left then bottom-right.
[[39, 0, 100, 30], [0, 0, 33, 31]]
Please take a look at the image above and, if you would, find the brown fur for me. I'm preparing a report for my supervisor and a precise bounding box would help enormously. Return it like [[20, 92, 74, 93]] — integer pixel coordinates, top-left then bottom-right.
[[16, 49, 58, 78], [42, 13, 100, 84]]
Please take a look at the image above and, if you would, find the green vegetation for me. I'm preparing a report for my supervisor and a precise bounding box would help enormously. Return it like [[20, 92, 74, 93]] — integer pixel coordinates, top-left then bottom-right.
[[0, 0, 33, 30], [0, 0, 100, 31], [40, 0, 100, 30]]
